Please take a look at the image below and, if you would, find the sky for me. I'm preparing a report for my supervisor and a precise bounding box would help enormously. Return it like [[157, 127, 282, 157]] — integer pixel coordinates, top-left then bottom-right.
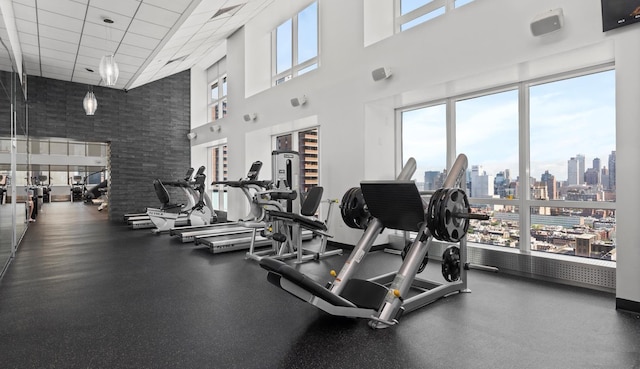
[[402, 70, 616, 183]]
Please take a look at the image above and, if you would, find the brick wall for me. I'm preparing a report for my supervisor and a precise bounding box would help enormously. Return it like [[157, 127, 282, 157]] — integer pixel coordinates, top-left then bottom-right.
[[0, 70, 191, 222]]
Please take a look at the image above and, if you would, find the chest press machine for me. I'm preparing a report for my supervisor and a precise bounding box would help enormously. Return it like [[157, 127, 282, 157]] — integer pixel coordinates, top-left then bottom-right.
[[260, 154, 488, 329]]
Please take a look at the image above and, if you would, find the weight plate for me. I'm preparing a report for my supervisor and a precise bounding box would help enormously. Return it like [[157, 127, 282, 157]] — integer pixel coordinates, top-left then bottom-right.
[[441, 245, 461, 282]]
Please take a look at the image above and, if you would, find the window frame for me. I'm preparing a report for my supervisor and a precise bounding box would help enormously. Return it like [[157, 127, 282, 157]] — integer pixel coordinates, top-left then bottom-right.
[[395, 0, 475, 32], [271, 1, 319, 86], [397, 63, 616, 264]]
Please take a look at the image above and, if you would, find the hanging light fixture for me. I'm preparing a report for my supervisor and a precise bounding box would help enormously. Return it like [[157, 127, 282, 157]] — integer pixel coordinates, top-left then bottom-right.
[[83, 86, 97, 115], [99, 18, 119, 86], [99, 54, 119, 86]]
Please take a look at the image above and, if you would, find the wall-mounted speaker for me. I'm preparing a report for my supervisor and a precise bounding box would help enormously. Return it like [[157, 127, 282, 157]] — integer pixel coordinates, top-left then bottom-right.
[[187, 132, 197, 140], [243, 113, 257, 122], [290, 95, 307, 107], [531, 8, 564, 37], [372, 67, 392, 82]]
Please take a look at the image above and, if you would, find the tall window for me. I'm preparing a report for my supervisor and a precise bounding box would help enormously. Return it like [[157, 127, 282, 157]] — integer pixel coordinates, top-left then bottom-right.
[[400, 67, 615, 262], [401, 103, 447, 190], [396, 0, 475, 32], [273, 2, 319, 85], [209, 75, 228, 122]]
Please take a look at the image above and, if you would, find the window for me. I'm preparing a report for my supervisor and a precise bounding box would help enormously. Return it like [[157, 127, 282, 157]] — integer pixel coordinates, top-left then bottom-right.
[[209, 76, 228, 122], [400, 67, 615, 262], [396, 0, 475, 32], [401, 104, 447, 190], [456, 89, 519, 198], [273, 2, 318, 85]]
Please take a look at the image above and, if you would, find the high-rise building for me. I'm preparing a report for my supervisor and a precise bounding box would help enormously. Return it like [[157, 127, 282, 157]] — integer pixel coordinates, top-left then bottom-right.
[[585, 168, 599, 185], [592, 157, 601, 185], [608, 151, 616, 190], [601, 166, 610, 190], [470, 165, 494, 198], [568, 157, 579, 185], [424, 171, 441, 191], [541, 170, 556, 200], [576, 154, 585, 184]]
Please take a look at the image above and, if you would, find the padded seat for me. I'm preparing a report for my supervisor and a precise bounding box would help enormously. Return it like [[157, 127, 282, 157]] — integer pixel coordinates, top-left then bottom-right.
[[260, 258, 355, 308]]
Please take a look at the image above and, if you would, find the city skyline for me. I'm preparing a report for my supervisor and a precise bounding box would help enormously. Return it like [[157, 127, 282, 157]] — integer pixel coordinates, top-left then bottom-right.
[[403, 70, 615, 183]]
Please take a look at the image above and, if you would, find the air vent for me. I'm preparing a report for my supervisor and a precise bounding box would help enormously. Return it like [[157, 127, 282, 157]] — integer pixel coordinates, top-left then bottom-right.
[[211, 4, 244, 19], [165, 55, 188, 66]]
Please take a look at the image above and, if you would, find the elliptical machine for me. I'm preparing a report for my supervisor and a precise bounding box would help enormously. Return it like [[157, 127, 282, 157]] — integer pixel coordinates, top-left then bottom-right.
[[147, 166, 216, 233]]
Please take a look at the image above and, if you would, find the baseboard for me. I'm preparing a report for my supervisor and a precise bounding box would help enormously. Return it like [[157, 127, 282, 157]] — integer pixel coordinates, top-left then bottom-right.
[[616, 298, 640, 314]]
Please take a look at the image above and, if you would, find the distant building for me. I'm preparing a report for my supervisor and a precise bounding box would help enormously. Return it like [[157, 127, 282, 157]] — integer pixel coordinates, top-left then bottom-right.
[[471, 165, 494, 198], [608, 151, 616, 190], [541, 170, 557, 200]]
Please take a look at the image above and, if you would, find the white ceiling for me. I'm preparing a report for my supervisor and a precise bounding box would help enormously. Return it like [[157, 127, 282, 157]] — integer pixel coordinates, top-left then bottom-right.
[[0, 0, 272, 90]]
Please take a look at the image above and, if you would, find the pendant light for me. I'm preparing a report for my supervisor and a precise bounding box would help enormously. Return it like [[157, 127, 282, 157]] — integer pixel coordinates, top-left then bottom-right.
[[83, 86, 97, 115], [99, 18, 119, 86]]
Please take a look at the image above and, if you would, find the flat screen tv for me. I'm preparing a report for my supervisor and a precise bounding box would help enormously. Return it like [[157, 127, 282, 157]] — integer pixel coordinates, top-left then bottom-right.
[[601, 0, 640, 31]]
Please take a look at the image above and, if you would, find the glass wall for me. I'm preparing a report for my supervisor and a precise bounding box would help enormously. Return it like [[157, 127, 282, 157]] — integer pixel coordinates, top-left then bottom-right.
[[401, 67, 615, 263], [0, 68, 28, 278]]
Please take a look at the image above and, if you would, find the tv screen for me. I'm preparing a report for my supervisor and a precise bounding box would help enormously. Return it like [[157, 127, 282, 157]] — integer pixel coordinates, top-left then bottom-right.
[[602, 0, 640, 31]]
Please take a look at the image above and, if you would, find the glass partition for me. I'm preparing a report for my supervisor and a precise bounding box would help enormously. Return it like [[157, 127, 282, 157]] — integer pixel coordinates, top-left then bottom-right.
[[1, 67, 28, 278]]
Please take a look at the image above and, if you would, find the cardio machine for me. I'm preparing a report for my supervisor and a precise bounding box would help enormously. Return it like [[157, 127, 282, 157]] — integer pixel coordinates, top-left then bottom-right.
[[260, 154, 488, 329], [147, 166, 215, 233]]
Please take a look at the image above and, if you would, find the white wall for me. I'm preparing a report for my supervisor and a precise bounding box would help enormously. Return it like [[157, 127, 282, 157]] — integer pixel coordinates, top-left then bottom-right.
[[190, 0, 640, 304]]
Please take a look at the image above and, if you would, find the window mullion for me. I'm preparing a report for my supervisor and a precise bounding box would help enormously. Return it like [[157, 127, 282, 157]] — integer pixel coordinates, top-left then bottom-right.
[[292, 12, 299, 76], [518, 82, 531, 254]]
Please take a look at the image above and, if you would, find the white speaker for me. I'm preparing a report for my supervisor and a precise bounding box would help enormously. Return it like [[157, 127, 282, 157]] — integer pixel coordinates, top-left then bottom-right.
[[372, 67, 392, 81], [290, 95, 307, 107], [530, 8, 564, 37], [187, 132, 197, 140]]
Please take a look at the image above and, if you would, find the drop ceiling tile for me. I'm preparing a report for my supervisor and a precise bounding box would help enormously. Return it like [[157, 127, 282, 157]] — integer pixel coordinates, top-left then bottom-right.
[[77, 44, 111, 59], [37, 10, 84, 33], [12, 3, 36, 21], [121, 32, 160, 50], [37, 0, 88, 20], [85, 7, 132, 31], [91, 0, 142, 19], [20, 43, 39, 55], [116, 43, 153, 59], [18, 33, 39, 47], [82, 22, 126, 42], [135, 3, 181, 27], [38, 24, 81, 43], [143, 0, 193, 14], [42, 70, 73, 80], [38, 36, 78, 54], [12, 0, 36, 6], [39, 47, 76, 62], [112, 54, 144, 69], [79, 34, 119, 54], [127, 19, 170, 39], [41, 63, 72, 75], [14, 18, 38, 35]]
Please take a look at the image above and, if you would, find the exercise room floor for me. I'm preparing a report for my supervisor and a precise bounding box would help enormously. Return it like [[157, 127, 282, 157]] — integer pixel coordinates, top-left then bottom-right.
[[0, 202, 639, 369]]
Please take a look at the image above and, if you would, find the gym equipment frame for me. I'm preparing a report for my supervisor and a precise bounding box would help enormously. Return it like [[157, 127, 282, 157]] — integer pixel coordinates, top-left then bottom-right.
[[261, 154, 487, 329]]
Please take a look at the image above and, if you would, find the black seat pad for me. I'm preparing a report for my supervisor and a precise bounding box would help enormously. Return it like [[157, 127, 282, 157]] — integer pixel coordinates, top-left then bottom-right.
[[259, 258, 355, 308], [267, 210, 327, 232]]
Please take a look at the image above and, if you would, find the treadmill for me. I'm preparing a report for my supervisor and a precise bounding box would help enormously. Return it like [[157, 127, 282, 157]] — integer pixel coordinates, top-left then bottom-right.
[[189, 154, 312, 255], [171, 161, 280, 246]]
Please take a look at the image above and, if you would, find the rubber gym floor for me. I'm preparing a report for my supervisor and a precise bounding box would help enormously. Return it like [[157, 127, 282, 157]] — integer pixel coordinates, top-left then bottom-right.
[[0, 202, 639, 369]]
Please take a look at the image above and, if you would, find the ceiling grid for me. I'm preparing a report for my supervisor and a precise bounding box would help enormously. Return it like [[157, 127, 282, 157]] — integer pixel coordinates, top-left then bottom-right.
[[0, 0, 274, 90]]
